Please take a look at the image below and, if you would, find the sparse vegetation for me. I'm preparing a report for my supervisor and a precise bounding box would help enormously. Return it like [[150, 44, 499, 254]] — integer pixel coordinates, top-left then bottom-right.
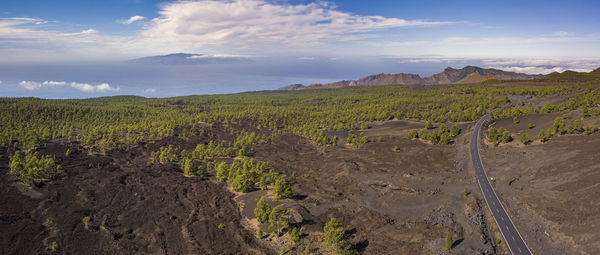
[[82, 216, 91, 229], [51, 241, 58, 252], [488, 127, 511, 145], [304, 243, 312, 254], [254, 196, 271, 223], [268, 205, 295, 235], [2, 77, 600, 254], [280, 243, 295, 255], [425, 120, 434, 129], [324, 217, 357, 255], [446, 232, 453, 250], [538, 129, 552, 142], [273, 175, 293, 200], [290, 227, 300, 243], [409, 124, 460, 145], [520, 133, 530, 145], [346, 134, 369, 147]]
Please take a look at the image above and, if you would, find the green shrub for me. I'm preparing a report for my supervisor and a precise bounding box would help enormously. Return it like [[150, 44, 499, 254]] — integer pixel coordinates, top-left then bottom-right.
[[9, 151, 60, 185], [520, 133, 530, 145], [268, 205, 294, 234], [488, 127, 499, 143], [408, 130, 418, 139], [567, 119, 584, 134], [218, 223, 226, 229], [254, 196, 271, 223], [273, 175, 293, 200], [446, 232, 453, 250], [553, 117, 565, 134], [257, 229, 263, 239], [538, 129, 551, 142], [82, 216, 91, 229], [425, 120, 433, 129], [585, 125, 599, 134], [290, 227, 300, 243], [324, 217, 357, 255]]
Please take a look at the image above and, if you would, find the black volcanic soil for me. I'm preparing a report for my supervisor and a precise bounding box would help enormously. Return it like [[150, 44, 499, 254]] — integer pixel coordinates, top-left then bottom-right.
[[2, 119, 509, 255], [0, 133, 273, 254]]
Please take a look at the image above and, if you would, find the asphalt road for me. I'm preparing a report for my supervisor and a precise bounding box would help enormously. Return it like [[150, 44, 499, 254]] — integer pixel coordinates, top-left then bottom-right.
[[470, 112, 532, 255]]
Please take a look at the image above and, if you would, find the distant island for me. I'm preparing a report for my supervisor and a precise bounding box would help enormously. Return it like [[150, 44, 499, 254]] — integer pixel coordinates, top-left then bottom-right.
[[127, 53, 252, 65]]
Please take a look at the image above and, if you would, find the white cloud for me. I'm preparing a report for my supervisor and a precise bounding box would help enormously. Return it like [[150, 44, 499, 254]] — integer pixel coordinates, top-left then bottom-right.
[[144, 88, 156, 93], [69, 82, 119, 92], [138, 0, 452, 54], [0, 17, 130, 62], [19, 81, 42, 90], [186, 54, 246, 59], [119, 16, 145, 25], [18, 80, 119, 92]]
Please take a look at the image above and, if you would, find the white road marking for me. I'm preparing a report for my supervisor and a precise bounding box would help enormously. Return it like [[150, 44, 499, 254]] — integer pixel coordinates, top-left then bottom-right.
[[518, 248, 522, 253], [512, 236, 516, 241]]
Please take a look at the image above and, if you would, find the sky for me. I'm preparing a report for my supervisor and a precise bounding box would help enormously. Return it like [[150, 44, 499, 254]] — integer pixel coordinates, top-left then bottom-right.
[[1, 0, 600, 97]]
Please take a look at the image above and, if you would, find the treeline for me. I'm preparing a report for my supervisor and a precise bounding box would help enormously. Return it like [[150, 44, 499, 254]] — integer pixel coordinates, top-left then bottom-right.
[[1, 81, 597, 154]]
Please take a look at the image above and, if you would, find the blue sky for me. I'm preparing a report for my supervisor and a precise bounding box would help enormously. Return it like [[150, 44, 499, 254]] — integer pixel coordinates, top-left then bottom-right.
[[1, 0, 600, 97]]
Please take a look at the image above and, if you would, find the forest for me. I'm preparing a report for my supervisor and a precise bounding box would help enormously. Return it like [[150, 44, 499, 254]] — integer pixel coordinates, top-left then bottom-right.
[[3, 81, 600, 185]]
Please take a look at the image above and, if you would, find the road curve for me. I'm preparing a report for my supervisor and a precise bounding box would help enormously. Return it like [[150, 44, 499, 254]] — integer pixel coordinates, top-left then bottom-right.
[[470, 112, 532, 255]]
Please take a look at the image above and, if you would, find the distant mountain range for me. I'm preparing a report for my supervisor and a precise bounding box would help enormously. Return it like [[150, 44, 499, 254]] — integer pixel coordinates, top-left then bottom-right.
[[127, 53, 252, 65], [279, 66, 544, 90]]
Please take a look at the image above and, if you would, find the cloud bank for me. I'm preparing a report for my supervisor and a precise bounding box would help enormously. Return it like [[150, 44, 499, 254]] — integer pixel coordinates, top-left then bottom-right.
[[137, 0, 453, 54], [18, 81, 119, 92]]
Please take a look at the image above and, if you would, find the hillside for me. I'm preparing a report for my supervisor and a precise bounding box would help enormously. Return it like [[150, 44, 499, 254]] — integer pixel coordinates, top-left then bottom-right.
[[537, 68, 600, 82], [279, 65, 543, 90]]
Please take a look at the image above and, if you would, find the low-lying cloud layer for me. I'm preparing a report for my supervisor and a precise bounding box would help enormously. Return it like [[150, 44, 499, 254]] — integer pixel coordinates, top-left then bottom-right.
[[18, 81, 119, 92], [397, 57, 600, 74]]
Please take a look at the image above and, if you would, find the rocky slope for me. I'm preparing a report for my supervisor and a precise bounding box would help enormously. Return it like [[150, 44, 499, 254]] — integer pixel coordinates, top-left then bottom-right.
[[279, 66, 543, 90]]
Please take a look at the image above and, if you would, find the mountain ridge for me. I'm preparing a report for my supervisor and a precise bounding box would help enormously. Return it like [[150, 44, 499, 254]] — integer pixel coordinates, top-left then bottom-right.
[[278, 65, 543, 90]]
